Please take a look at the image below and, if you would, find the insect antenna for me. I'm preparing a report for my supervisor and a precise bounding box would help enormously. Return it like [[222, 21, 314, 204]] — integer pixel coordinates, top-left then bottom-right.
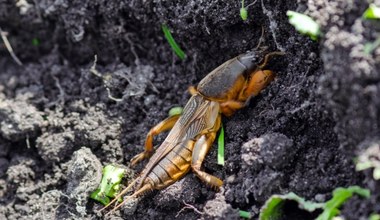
[[105, 183, 153, 216], [98, 178, 138, 213], [258, 51, 285, 69]]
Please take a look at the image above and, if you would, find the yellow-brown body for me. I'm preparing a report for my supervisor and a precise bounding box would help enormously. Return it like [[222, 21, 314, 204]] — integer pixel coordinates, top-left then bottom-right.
[[101, 49, 283, 214], [141, 94, 220, 190]]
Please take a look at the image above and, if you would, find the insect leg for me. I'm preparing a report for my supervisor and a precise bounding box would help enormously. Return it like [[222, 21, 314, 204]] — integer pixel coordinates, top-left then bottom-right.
[[238, 69, 275, 101], [237, 51, 284, 101], [220, 100, 245, 117], [191, 116, 223, 188], [131, 114, 181, 166]]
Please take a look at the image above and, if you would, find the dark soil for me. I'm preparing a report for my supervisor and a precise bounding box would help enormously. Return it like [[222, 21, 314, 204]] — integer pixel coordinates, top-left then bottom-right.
[[0, 0, 379, 219]]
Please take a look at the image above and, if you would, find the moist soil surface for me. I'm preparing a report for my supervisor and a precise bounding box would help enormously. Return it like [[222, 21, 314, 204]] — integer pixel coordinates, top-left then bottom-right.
[[1, 0, 379, 219]]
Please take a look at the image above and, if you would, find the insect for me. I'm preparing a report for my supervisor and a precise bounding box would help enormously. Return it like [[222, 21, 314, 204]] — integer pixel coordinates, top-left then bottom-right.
[[101, 48, 284, 214]]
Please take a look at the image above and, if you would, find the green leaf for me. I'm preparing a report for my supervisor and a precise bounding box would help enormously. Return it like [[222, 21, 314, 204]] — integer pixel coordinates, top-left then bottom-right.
[[162, 24, 186, 60], [217, 124, 225, 166], [32, 38, 40, 46], [373, 168, 380, 180], [168, 106, 183, 117], [364, 38, 380, 54], [369, 213, 380, 220], [102, 165, 126, 197], [260, 192, 324, 220], [355, 143, 380, 179], [363, 4, 380, 19], [239, 210, 251, 219], [90, 189, 110, 205], [259, 196, 285, 220], [356, 160, 373, 171], [259, 186, 370, 220], [285, 193, 324, 211], [316, 186, 370, 220], [286, 10, 321, 41], [90, 165, 126, 205]]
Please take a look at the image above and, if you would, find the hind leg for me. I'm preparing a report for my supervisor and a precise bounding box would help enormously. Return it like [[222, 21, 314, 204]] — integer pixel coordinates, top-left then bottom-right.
[[131, 114, 180, 166], [191, 116, 223, 188]]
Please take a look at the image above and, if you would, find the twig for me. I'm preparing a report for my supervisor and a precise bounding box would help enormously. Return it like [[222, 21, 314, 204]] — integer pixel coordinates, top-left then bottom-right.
[[260, 0, 285, 51], [203, 17, 211, 35], [26, 134, 31, 149], [288, 101, 315, 114], [0, 27, 23, 66], [52, 74, 65, 106], [106, 87, 123, 102], [46, 74, 66, 107], [175, 201, 204, 218], [90, 55, 102, 77], [90, 55, 123, 102], [125, 33, 140, 65], [245, 0, 258, 8]]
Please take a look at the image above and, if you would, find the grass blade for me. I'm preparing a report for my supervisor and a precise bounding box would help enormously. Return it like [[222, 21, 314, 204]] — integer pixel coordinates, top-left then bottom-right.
[[239, 210, 251, 219], [162, 24, 186, 60], [217, 124, 225, 166]]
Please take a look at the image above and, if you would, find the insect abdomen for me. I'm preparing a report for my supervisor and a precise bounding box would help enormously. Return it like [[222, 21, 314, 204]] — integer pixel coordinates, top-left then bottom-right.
[[148, 143, 192, 189]]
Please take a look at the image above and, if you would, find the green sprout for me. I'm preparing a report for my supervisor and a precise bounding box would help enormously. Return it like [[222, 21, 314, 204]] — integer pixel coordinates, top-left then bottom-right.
[[364, 37, 380, 55], [240, 0, 257, 21], [168, 106, 183, 117], [356, 144, 380, 180], [32, 38, 40, 46], [240, 0, 248, 21], [162, 24, 186, 60], [90, 165, 126, 205], [217, 124, 225, 166], [369, 213, 380, 220], [260, 186, 370, 220], [361, 4, 380, 54], [286, 10, 321, 41], [240, 8, 248, 21], [363, 4, 380, 19], [239, 210, 251, 219]]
